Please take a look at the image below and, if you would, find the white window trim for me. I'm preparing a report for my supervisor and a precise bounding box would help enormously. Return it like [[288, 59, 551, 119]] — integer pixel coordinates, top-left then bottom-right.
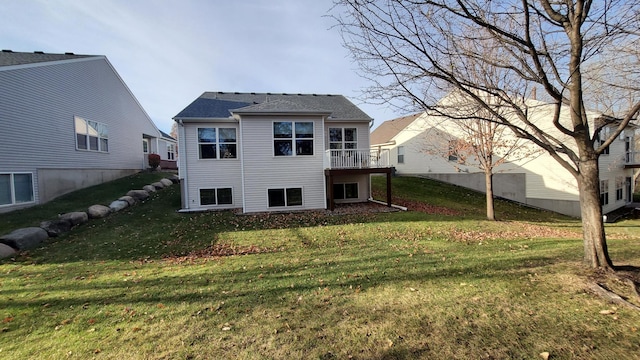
[[600, 180, 609, 206], [143, 138, 150, 154], [334, 182, 359, 200], [167, 143, 176, 160], [397, 146, 405, 164], [0, 172, 35, 207], [272, 121, 315, 157], [329, 127, 358, 150], [267, 186, 304, 208], [197, 127, 238, 160], [198, 187, 234, 207], [75, 116, 109, 153]]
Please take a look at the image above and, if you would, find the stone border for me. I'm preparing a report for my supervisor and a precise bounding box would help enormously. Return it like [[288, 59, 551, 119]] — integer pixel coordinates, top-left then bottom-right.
[[0, 175, 179, 259]]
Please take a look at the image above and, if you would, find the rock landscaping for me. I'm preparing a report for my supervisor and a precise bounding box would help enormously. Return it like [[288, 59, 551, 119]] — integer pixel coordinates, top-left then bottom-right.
[[0, 174, 179, 259]]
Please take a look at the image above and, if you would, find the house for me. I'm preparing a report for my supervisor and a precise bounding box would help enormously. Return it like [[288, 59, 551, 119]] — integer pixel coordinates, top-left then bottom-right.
[[0, 50, 174, 213], [173, 92, 392, 213], [371, 93, 637, 218]]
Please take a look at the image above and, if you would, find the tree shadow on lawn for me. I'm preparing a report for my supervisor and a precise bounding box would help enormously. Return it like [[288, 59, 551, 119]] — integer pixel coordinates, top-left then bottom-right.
[[0, 245, 578, 312]]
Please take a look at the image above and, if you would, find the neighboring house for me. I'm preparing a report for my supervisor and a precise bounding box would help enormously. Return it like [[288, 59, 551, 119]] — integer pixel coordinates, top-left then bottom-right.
[[173, 92, 392, 213], [371, 94, 637, 218], [157, 130, 178, 170], [0, 50, 170, 213]]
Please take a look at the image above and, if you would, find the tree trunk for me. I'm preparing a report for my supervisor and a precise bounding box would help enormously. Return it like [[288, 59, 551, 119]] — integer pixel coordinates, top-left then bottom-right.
[[578, 158, 613, 270], [485, 170, 495, 221]]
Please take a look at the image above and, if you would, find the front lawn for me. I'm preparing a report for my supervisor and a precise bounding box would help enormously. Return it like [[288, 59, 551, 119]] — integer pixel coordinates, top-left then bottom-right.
[[1, 175, 638, 359]]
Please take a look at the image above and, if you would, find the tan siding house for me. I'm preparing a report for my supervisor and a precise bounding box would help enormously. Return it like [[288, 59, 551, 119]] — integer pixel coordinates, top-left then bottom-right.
[[371, 93, 636, 218]]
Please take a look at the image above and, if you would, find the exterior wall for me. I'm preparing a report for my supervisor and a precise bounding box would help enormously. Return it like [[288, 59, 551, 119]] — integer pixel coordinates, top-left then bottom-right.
[[180, 121, 242, 211], [38, 168, 138, 204], [324, 121, 371, 149], [0, 57, 160, 211], [241, 115, 326, 213], [376, 107, 635, 218]]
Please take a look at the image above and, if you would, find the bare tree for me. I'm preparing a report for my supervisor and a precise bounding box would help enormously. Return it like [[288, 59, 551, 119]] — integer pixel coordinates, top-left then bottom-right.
[[422, 92, 540, 220], [332, 0, 640, 270]]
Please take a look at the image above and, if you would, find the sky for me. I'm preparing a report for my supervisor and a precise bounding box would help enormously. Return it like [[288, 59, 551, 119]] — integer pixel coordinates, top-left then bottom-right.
[[0, 0, 400, 133]]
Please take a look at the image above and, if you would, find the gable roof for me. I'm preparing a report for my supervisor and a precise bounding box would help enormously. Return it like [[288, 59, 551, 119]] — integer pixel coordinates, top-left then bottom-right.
[[174, 92, 372, 121], [0, 50, 97, 67], [371, 113, 422, 145]]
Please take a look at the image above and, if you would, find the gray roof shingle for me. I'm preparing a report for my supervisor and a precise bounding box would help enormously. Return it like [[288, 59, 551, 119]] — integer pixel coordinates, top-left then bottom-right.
[[0, 50, 97, 67], [174, 92, 372, 120]]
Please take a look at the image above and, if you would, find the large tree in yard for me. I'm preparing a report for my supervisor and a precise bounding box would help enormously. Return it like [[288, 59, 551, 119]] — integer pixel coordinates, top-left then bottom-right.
[[332, 0, 640, 270]]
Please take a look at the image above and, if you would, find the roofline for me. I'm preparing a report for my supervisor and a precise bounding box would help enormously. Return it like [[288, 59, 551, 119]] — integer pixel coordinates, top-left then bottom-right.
[[173, 116, 237, 123], [0, 55, 105, 72]]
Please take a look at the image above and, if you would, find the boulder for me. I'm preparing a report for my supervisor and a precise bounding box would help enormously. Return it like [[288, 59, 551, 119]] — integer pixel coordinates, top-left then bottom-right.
[[127, 189, 150, 201], [59, 211, 89, 226], [151, 181, 165, 189], [88, 204, 111, 219], [143, 185, 157, 193], [118, 195, 136, 206], [160, 178, 173, 187], [109, 200, 129, 212], [0, 243, 17, 259], [40, 218, 73, 237], [0, 227, 48, 250], [168, 175, 180, 184]]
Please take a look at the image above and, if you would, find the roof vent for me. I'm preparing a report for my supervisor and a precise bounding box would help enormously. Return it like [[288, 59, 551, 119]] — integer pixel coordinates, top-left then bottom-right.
[[34, 51, 44, 54], [65, 52, 75, 55], [2, 49, 13, 53]]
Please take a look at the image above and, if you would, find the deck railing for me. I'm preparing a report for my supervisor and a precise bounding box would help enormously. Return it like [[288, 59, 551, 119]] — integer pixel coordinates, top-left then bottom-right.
[[324, 149, 390, 169]]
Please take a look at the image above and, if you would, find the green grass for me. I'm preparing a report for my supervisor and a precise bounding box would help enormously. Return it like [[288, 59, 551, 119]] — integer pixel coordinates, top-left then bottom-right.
[[0, 171, 173, 235], [1, 174, 639, 359]]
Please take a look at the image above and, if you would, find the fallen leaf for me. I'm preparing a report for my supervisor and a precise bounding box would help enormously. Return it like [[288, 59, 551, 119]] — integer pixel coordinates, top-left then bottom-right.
[[3, 317, 14, 323], [599, 309, 615, 315], [539, 351, 550, 360]]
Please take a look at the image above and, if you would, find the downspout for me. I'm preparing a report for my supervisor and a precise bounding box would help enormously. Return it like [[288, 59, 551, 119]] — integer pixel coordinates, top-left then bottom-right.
[[177, 119, 189, 210], [322, 116, 327, 209], [239, 116, 246, 213]]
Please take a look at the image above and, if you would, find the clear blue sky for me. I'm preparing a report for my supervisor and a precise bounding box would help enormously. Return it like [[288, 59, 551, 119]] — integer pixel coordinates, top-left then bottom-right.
[[1, 0, 398, 133]]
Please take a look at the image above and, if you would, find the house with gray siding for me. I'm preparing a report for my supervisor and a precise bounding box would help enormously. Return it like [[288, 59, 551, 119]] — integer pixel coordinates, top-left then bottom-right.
[[0, 50, 174, 213], [174, 92, 392, 213]]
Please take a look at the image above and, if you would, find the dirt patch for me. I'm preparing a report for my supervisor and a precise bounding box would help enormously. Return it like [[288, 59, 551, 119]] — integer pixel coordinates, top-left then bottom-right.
[[164, 243, 280, 264]]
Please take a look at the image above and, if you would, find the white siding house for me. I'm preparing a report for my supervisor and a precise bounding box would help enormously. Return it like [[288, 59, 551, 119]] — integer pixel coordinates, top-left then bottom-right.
[[174, 92, 392, 213], [0, 50, 169, 213], [371, 94, 637, 218]]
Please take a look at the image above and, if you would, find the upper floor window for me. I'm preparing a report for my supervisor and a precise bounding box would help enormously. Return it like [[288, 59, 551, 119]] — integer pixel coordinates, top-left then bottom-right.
[[329, 128, 357, 150], [167, 144, 176, 160], [0, 173, 34, 206], [600, 180, 609, 205], [198, 127, 237, 159], [75, 116, 108, 152], [274, 122, 314, 156], [596, 127, 610, 155]]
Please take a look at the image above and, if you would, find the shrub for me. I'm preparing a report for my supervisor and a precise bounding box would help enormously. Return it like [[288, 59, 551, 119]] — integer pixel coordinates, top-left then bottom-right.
[[148, 153, 161, 170]]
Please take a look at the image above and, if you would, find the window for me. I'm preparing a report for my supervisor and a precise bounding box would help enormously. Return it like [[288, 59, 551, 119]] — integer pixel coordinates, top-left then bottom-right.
[[596, 127, 610, 155], [397, 146, 405, 164], [199, 188, 233, 206], [329, 128, 357, 150], [198, 127, 237, 159], [167, 144, 176, 160], [75, 116, 108, 152], [274, 122, 314, 156], [616, 177, 624, 201], [0, 173, 34, 206], [448, 140, 458, 161], [600, 180, 609, 205], [333, 183, 359, 200], [143, 139, 149, 154], [268, 187, 303, 207]]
